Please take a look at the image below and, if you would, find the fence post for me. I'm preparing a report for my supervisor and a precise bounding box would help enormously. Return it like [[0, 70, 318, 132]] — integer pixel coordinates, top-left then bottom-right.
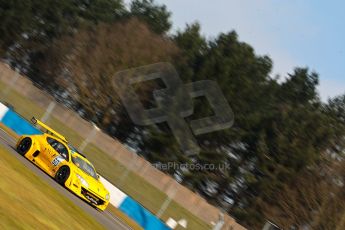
[[41, 101, 56, 122], [117, 148, 138, 186], [79, 123, 100, 152], [157, 183, 177, 218], [212, 213, 225, 230]]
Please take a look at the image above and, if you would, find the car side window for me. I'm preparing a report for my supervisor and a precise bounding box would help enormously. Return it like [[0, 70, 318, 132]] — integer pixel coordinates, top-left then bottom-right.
[[46, 137, 69, 161], [47, 137, 55, 145]]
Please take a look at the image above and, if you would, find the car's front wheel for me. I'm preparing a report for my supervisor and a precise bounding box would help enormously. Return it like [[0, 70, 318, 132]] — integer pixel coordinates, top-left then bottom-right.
[[17, 137, 32, 156], [55, 166, 70, 185]]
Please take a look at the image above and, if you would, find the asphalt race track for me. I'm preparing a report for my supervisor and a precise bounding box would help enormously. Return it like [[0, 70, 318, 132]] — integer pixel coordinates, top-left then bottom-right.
[[0, 127, 131, 230]]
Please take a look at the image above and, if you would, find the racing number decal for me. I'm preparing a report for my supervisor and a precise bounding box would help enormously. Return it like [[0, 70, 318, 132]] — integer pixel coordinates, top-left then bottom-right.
[[52, 156, 63, 166], [52, 157, 59, 166]]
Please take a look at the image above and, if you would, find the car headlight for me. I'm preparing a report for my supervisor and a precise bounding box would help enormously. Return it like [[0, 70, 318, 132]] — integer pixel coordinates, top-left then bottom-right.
[[76, 174, 89, 188], [105, 193, 110, 200]]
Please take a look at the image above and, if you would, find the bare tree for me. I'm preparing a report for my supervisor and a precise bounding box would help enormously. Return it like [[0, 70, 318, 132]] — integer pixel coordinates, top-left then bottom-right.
[[41, 18, 178, 128]]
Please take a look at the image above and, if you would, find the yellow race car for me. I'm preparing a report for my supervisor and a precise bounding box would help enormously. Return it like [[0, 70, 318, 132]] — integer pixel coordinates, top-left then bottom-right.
[[16, 118, 110, 211]]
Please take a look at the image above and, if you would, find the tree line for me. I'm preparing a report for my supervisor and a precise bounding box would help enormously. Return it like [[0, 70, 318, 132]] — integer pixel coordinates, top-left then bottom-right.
[[1, 0, 345, 228]]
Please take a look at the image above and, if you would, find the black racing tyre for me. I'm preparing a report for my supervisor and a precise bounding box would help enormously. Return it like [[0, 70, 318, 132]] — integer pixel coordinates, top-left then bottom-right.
[[55, 166, 70, 185], [17, 137, 32, 156]]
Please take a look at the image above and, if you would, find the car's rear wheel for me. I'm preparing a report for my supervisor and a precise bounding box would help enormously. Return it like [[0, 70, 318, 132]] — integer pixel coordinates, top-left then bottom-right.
[[17, 137, 32, 156], [55, 166, 70, 185]]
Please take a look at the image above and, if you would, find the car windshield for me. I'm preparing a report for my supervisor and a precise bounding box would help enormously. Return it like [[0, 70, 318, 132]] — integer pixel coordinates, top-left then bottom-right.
[[72, 156, 97, 179]]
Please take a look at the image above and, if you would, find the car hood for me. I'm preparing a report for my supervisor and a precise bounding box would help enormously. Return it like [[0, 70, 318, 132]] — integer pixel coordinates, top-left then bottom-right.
[[74, 167, 108, 198]]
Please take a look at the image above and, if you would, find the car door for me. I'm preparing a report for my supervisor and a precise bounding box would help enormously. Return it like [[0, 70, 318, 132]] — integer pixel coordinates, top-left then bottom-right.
[[45, 137, 69, 174], [30, 136, 55, 173]]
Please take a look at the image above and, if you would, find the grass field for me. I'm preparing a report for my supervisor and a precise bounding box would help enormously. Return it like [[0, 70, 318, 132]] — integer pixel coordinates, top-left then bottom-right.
[[0, 81, 211, 230], [0, 145, 105, 230]]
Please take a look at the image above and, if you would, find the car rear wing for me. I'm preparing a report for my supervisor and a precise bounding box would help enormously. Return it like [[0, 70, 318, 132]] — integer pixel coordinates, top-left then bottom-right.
[[31, 117, 68, 143]]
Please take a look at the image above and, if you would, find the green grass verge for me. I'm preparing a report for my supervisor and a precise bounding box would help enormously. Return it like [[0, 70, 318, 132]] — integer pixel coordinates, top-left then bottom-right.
[[107, 205, 143, 230], [0, 81, 211, 230], [0, 145, 105, 230]]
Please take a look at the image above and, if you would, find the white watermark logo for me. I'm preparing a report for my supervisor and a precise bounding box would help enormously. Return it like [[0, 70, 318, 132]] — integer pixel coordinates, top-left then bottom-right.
[[153, 162, 231, 171], [113, 63, 234, 155]]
